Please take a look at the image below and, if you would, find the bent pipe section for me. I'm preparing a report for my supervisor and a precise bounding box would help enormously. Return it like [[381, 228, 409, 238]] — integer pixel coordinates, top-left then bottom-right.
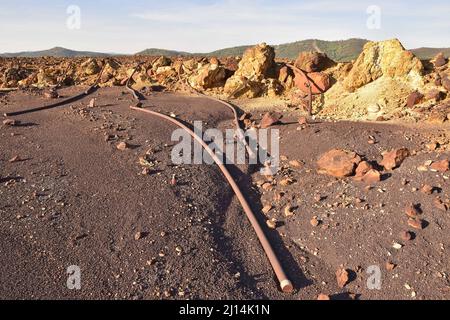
[[4, 63, 107, 117], [130, 105, 293, 293], [183, 82, 256, 160]]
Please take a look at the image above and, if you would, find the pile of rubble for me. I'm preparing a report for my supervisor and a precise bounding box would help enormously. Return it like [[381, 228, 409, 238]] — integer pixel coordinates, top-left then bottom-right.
[[1, 38, 449, 123]]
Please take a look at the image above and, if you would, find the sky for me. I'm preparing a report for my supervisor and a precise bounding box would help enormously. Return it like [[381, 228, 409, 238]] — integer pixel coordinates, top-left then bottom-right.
[[0, 0, 449, 54]]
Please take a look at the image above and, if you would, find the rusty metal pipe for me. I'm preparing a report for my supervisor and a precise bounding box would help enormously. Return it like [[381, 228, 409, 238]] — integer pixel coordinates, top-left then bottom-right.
[[182, 81, 256, 159], [130, 105, 293, 293]]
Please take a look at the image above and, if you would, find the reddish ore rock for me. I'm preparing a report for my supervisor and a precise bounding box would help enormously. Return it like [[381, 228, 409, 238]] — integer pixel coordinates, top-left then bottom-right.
[[380, 148, 410, 170], [259, 112, 280, 129], [336, 268, 350, 288], [406, 91, 424, 108], [430, 159, 449, 172], [317, 149, 362, 178]]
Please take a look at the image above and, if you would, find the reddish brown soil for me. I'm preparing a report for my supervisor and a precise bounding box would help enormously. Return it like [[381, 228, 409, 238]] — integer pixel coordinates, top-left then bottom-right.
[[0, 87, 449, 300]]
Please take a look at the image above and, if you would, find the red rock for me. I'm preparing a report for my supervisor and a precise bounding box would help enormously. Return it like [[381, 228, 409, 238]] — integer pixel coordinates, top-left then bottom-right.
[[336, 268, 350, 288], [317, 294, 330, 300], [360, 169, 381, 184], [386, 262, 397, 271], [294, 51, 335, 73], [310, 217, 321, 227], [380, 148, 410, 170], [354, 161, 373, 177], [406, 91, 424, 108], [260, 112, 280, 129], [408, 218, 424, 230], [400, 231, 413, 241], [116, 141, 129, 151], [405, 204, 421, 218], [298, 116, 308, 125], [434, 197, 448, 211], [430, 159, 449, 172], [442, 77, 450, 92], [425, 89, 446, 102], [420, 184, 434, 195], [294, 71, 331, 94], [433, 52, 447, 68], [317, 149, 361, 178], [44, 90, 58, 99]]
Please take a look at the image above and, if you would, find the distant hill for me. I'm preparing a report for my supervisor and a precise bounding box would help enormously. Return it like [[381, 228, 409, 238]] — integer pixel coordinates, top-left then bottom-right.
[[410, 47, 450, 60], [2, 41, 449, 62], [135, 39, 369, 62], [135, 48, 191, 57], [0, 47, 112, 58]]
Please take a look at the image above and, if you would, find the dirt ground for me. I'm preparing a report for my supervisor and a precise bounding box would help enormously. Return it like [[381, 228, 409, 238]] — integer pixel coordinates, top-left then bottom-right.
[[0, 86, 449, 300]]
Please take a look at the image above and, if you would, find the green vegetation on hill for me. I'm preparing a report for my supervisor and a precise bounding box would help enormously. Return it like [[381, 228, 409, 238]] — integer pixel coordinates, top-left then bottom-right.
[[410, 47, 450, 60], [2, 40, 449, 62], [135, 48, 191, 57]]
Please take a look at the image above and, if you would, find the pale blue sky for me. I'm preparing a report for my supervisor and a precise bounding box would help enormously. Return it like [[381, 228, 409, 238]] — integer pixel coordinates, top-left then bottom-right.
[[0, 0, 449, 53]]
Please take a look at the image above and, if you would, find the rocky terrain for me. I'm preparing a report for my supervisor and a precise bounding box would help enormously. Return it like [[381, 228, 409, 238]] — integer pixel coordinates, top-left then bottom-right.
[[1, 38, 449, 300], [1, 39, 449, 124]]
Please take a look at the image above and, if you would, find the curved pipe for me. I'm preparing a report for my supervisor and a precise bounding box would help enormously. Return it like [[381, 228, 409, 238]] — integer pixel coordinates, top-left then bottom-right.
[[130, 105, 293, 293], [125, 69, 293, 293], [183, 82, 256, 159]]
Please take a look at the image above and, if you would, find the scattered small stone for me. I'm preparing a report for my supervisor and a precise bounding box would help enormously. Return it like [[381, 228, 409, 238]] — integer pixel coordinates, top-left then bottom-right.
[[310, 216, 321, 227], [386, 262, 397, 271], [430, 159, 449, 173], [8, 155, 20, 163], [417, 165, 428, 172], [298, 116, 308, 125], [317, 293, 330, 300], [260, 112, 280, 129], [426, 142, 438, 151], [284, 205, 294, 217], [262, 204, 273, 214], [405, 203, 421, 218], [434, 197, 448, 211], [408, 218, 424, 230], [420, 184, 434, 195], [393, 242, 403, 250], [89, 98, 96, 108], [289, 160, 303, 168], [3, 119, 17, 126], [44, 90, 58, 99], [380, 148, 410, 170], [335, 268, 350, 288], [279, 177, 294, 186], [134, 231, 145, 241], [266, 218, 277, 229], [116, 141, 129, 151]]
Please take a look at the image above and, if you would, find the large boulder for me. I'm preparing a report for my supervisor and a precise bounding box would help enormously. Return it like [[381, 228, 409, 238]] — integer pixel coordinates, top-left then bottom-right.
[[234, 43, 275, 81], [81, 58, 101, 76], [317, 149, 362, 178], [188, 58, 227, 90], [342, 39, 424, 92], [224, 43, 276, 98], [224, 75, 263, 98], [152, 56, 172, 71], [294, 52, 335, 73]]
